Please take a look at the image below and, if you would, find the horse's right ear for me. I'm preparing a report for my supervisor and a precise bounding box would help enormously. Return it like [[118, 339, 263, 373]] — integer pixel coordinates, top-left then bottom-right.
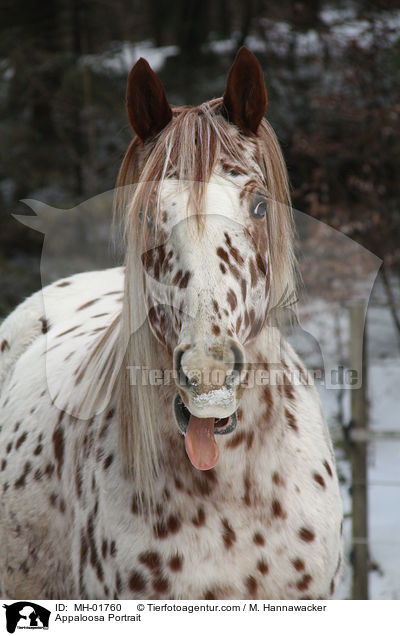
[[126, 58, 172, 142]]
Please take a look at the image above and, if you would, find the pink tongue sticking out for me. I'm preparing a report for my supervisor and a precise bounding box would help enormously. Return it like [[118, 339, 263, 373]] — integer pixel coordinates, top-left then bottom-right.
[[185, 415, 219, 471]]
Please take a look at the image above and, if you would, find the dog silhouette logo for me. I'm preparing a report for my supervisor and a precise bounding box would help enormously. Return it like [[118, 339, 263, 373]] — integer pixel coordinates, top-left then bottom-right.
[[2, 602, 50, 633]]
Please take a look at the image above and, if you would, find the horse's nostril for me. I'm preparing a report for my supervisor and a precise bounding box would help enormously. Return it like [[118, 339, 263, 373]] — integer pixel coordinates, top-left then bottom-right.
[[231, 343, 245, 374], [174, 347, 192, 388]]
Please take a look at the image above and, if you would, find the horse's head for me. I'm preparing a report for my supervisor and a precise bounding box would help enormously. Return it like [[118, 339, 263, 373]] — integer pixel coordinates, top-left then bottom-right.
[[119, 48, 295, 472]]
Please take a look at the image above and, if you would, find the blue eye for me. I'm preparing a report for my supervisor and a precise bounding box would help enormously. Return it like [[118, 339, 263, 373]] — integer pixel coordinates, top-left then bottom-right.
[[251, 198, 268, 219], [138, 208, 153, 227]]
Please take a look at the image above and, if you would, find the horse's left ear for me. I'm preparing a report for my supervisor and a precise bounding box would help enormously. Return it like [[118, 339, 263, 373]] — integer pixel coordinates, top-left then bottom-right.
[[223, 47, 268, 135], [126, 58, 173, 142]]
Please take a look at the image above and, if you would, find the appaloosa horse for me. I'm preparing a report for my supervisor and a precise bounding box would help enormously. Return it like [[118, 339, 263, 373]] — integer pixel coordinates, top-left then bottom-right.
[[0, 48, 342, 600]]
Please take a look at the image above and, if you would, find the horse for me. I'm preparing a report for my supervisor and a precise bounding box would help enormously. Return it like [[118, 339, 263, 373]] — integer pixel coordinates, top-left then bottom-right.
[[0, 47, 343, 600]]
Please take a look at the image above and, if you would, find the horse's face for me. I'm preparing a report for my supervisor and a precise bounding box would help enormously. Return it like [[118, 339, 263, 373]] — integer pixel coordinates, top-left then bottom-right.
[[142, 174, 270, 364], [126, 48, 275, 470]]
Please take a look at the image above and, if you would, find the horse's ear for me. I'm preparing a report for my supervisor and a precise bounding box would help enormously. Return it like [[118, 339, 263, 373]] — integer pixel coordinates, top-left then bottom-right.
[[126, 58, 172, 142], [223, 47, 268, 135]]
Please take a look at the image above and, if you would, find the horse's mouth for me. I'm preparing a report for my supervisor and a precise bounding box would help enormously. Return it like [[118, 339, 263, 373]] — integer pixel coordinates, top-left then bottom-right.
[[174, 394, 237, 436], [174, 393, 238, 471]]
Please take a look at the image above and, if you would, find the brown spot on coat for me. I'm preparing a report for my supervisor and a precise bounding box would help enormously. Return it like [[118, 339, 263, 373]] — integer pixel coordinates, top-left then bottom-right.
[[241, 278, 247, 301], [168, 554, 183, 572], [313, 472, 326, 488], [167, 515, 181, 534], [179, 271, 191, 288], [253, 532, 265, 546], [15, 462, 31, 489], [271, 499, 286, 518], [193, 472, 216, 497], [77, 299, 99, 311], [229, 245, 244, 266], [299, 527, 315, 542], [222, 518, 236, 549], [15, 432, 27, 450], [52, 426, 65, 478], [256, 251, 267, 276], [57, 325, 80, 337], [45, 463, 55, 478], [115, 572, 122, 594], [1, 340, 10, 352], [129, 570, 147, 592], [131, 496, 139, 515], [153, 576, 169, 594], [139, 551, 162, 574], [80, 532, 88, 566], [192, 507, 206, 527], [40, 317, 50, 334], [227, 289, 237, 311], [249, 258, 258, 287], [226, 430, 246, 449], [246, 575, 258, 596], [284, 379, 295, 400], [324, 460, 333, 477], [297, 574, 312, 591], [285, 408, 298, 432], [257, 559, 269, 575], [216, 247, 230, 264], [87, 513, 104, 582], [292, 558, 305, 571], [204, 589, 216, 600], [243, 474, 251, 506], [272, 472, 284, 486], [153, 520, 169, 539], [75, 465, 83, 499], [172, 269, 183, 285], [103, 454, 114, 470]]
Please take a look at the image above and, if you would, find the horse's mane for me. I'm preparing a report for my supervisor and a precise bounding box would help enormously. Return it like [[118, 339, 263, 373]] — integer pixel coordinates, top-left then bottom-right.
[[80, 98, 297, 508]]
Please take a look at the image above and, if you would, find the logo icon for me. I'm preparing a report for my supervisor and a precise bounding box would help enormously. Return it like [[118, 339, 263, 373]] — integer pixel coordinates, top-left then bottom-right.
[[2, 603, 50, 633]]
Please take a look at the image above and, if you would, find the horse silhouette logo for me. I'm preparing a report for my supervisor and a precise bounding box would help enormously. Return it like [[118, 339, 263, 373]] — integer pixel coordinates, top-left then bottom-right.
[[2, 602, 50, 633]]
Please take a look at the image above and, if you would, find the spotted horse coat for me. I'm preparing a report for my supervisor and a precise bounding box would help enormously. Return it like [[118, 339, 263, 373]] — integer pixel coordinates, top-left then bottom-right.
[[0, 48, 343, 600]]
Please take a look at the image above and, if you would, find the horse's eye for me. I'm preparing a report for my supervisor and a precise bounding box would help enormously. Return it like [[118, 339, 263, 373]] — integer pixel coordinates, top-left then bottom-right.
[[138, 208, 153, 227], [251, 198, 268, 219]]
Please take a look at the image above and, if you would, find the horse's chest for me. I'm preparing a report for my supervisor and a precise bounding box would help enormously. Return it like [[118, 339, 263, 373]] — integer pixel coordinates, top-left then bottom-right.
[[84, 481, 338, 601]]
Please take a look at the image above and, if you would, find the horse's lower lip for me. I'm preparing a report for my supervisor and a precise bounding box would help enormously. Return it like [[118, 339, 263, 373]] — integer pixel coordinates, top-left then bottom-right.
[[173, 394, 238, 435]]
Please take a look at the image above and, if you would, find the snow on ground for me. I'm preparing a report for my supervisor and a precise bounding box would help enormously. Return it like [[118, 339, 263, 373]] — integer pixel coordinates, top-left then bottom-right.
[[81, 41, 179, 75]]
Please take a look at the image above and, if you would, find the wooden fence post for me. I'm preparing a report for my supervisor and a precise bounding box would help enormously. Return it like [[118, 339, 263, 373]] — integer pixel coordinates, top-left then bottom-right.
[[349, 301, 369, 599]]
